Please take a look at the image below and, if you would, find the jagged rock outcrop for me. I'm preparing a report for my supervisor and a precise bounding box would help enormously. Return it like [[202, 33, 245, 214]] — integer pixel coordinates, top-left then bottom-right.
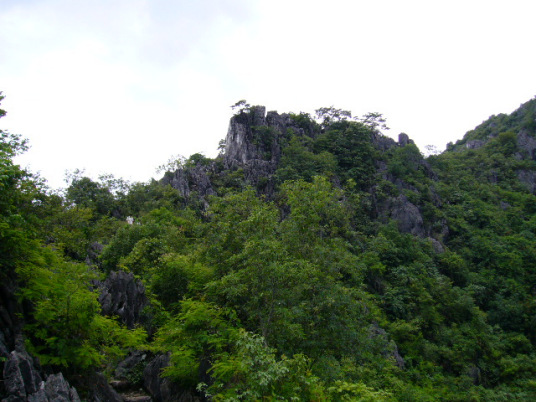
[[224, 106, 269, 165], [387, 194, 426, 237], [85, 242, 104, 268], [221, 106, 285, 195], [28, 373, 81, 402], [2, 346, 80, 402], [397, 133, 413, 147], [465, 140, 485, 150], [163, 105, 322, 199], [224, 107, 320, 170], [161, 164, 215, 199], [369, 324, 405, 369], [96, 271, 148, 329], [517, 169, 536, 193], [3, 349, 42, 400], [516, 130, 536, 160]]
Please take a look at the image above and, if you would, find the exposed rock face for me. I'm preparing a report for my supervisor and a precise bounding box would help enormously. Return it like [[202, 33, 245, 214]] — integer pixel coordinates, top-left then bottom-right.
[[369, 324, 405, 369], [388, 195, 425, 237], [2, 347, 80, 402], [517, 169, 536, 193], [465, 140, 485, 150], [97, 271, 148, 329], [398, 133, 413, 147], [516, 129, 536, 160], [85, 242, 104, 268], [161, 164, 215, 199], [39, 373, 81, 402], [224, 106, 268, 166], [163, 106, 324, 199], [143, 354, 201, 402], [227, 107, 330, 194], [3, 349, 42, 400]]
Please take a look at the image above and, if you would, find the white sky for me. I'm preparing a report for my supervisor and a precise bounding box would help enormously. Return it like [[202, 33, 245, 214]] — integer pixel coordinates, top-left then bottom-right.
[[2, 0, 536, 188]]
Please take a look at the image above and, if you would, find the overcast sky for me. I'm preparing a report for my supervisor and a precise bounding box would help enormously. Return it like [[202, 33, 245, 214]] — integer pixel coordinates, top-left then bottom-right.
[[2, 0, 536, 188]]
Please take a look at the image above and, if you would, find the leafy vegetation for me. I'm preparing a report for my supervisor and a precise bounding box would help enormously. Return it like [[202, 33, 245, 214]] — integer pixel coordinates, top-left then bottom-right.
[[2, 93, 536, 400]]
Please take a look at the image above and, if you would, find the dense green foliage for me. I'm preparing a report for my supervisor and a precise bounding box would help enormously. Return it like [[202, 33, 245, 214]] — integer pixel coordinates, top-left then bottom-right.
[[0, 95, 146, 377], [3, 94, 536, 400]]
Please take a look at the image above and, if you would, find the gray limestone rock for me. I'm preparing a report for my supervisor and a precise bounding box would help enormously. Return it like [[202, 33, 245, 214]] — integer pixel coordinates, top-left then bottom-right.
[[465, 140, 485, 150], [85, 242, 104, 268], [372, 132, 397, 152], [224, 106, 268, 166], [517, 169, 536, 193], [429, 237, 445, 254], [42, 373, 81, 402], [516, 129, 536, 160], [162, 168, 189, 197], [389, 195, 425, 237], [97, 271, 148, 329], [161, 165, 215, 200], [398, 133, 413, 147], [3, 350, 42, 399], [369, 324, 405, 369], [2, 348, 79, 402], [27, 387, 48, 402]]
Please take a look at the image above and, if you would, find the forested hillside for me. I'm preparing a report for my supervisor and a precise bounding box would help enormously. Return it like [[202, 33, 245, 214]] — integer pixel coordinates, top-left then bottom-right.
[[2, 93, 536, 401]]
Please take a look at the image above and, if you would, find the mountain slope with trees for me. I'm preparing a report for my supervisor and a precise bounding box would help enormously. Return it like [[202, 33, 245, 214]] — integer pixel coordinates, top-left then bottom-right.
[[1, 93, 536, 400]]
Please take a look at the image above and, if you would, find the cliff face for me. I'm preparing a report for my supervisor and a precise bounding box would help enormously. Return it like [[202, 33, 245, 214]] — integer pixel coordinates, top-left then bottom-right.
[[224, 106, 270, 165], [163, 105, 325, 198]]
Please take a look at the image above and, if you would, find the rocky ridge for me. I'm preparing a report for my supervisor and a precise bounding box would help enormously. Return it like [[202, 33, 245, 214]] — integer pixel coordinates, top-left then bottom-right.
[[162, 106, 442, 243]]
